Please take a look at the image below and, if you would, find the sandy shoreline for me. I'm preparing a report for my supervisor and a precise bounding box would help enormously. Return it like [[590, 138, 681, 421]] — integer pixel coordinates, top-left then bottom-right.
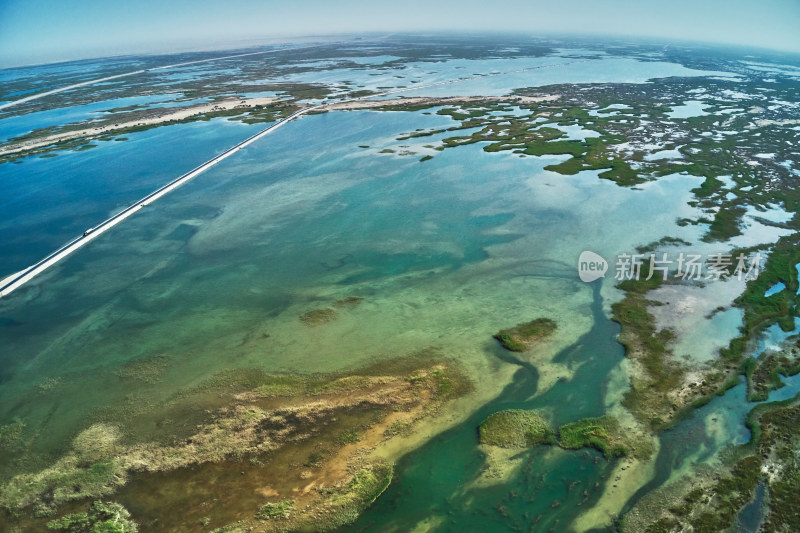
[[0, 94, 558, 157], [324, 94, 558, 111], [0, 96, 282, 156]]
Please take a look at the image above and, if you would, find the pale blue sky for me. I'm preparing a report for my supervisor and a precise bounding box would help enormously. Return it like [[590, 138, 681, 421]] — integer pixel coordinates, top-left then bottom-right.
[[1, 0, 799, 67]]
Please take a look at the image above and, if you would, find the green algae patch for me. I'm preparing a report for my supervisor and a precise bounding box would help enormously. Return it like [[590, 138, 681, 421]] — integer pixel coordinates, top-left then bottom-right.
[[478, 410, 555, 448], [0, 424, 128, 514], [114, 355, 170, 384], [299, 307, 337, 325], [611, 264, 694, 426], [494, 318, 557, 352], [46, 500, 138, 532], [255, 499, 294, 520], [557, 416, 629, 458], [634, 237, 692, 254], [477, 412, 651, 460], [221, 461, 391, 532], [0, 419, 24, 450], [333, 296, 363, 308], [0, 357, 467, 530], [342, 462, 393, 509]]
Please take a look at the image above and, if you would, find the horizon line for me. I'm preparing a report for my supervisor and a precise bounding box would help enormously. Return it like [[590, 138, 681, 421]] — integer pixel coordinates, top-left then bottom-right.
[[2, 30, 800, 71]]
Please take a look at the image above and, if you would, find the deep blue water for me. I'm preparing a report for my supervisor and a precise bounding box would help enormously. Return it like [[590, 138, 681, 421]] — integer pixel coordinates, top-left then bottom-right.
[[0, 117, 266, 276]]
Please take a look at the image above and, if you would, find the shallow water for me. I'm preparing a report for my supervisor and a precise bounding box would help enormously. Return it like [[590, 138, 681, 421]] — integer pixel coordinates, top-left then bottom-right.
[[734, 483, 766, 533], [0, 106, 708, 532], [0, 93, 195, 142], [752, 318, 800, 359], [764, 282, 786, 297], [346, 282, 623, 532], [276, 55, 735, 97], [0, 41, 792, 531], [0, 117, 268, 277], [667, 100, 710, 119], [624, 371, 800, 519]]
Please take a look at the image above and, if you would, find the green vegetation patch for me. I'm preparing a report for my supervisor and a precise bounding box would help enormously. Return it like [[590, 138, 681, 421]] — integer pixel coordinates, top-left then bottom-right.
[[703, 205, 747, 242], [610, 264, 694, 425], [558, 416, 629, 458], [745, 350, 800, 402], [723, 234, 800, 363], [759, 402, 800, 531], [478, 412, 649, 459], [634, 237, 693, 254], [46, 500, 137, 532], [255, 499, 294, 520], [339, 461, 393, 510], [337, 429, 361, 445], [494, 318, 557, 352], [0, 419, 24, 450], [0, 455, 127, 513], [641, 396, 800, 532], [478, 409, 555, 448]]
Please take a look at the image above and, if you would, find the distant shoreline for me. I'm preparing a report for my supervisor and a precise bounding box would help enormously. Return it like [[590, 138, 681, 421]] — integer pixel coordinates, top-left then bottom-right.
[[0, 93, 558, 158], [0, 96, 281, 157]]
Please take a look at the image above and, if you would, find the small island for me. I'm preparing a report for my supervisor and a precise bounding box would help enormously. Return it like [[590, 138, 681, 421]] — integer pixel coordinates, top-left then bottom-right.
[[479, 410, 644, 459], [478, 410, 555, 448], [494, 318, 557, 352]]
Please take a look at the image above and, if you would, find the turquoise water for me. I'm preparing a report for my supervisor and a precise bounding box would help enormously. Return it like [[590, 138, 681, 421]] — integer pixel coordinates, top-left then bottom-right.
[[752, 318, 800, 358], [644, 148, 683, 161], [0, 93, 195, 142], [550, 123, 601, 141], [764, 281, 786, 297], [0, 117, 268, 277], [734, 483, 766, 532], [766, 372, 800, 402], [276, 55, 735, 96], [0, 106, 699, 454], [0, 106, 710, 532], [624, 372, 800, 520], [0, 42, 790, 531], [667, 100, 710, 119], [347, 282, 623, 532]]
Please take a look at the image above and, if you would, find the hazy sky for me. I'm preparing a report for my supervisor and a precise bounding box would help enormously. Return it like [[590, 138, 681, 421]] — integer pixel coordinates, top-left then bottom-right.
[[1, 0, 799, 67]]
